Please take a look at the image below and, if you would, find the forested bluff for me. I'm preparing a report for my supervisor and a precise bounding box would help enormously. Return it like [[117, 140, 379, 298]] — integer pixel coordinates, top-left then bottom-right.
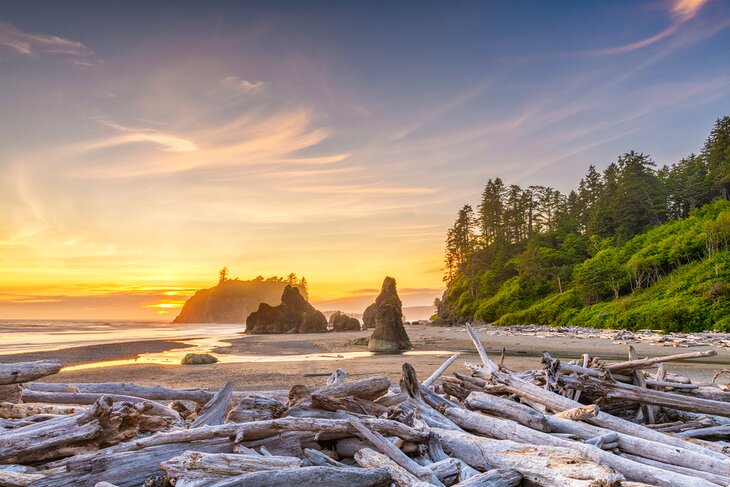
[[436, 116, 730, 332]]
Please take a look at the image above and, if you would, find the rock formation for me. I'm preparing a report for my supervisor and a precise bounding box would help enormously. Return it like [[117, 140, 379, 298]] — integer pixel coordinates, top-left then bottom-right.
[[362, 303, 377, 329], [245, 285, 327, 334], [174, 279, 306, 324], [366, 277, 412, 352], [328, 311, 361, 332]]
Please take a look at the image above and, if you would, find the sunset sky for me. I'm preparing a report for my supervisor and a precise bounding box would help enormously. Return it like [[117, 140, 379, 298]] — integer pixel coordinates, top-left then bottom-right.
[[1, 0, 729, 319]]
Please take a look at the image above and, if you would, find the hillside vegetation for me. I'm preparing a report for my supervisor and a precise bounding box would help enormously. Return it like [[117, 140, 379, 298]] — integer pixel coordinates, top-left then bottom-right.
[[437, 117, 730, 332]]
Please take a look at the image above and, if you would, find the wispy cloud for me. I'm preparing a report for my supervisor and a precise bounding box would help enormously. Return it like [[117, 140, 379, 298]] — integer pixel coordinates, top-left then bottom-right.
[[590, 0, 708, 55], [221, 76, 265, 95], [0, 21, 93, 58]]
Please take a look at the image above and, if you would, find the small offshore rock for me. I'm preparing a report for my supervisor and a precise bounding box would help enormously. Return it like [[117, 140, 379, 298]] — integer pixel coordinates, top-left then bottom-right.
[[352, 336, 369, 346]]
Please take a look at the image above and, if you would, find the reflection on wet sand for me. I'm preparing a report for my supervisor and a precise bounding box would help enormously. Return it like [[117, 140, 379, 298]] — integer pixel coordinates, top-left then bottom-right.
[[61, 336, 460, 372]]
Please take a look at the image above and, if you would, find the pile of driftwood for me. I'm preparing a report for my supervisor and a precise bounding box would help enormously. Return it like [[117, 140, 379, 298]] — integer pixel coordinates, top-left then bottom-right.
[[476, 324, 730, 350], [2, 326, 730, 487]]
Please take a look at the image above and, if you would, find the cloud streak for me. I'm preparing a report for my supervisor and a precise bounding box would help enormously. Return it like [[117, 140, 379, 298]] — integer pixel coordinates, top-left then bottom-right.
[[0, 21, 93, 57], [590, 0, 708, 55]]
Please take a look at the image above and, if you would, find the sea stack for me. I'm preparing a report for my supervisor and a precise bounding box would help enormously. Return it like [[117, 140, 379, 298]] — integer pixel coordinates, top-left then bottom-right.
[[329, 311, 362, 332], [246, 285, 327, 334], [367, 277, 413, 352]]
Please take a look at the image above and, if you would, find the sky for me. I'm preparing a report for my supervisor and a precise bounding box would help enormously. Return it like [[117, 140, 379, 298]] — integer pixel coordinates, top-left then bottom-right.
[[1, 0, 729, 320]]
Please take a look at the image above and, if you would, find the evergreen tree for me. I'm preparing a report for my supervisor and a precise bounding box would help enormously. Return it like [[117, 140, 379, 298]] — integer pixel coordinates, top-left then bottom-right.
[[702, 116, 730, 199]]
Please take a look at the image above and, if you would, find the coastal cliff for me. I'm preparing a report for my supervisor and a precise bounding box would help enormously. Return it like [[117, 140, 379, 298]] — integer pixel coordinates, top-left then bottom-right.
[[173, 279, 307, 324]]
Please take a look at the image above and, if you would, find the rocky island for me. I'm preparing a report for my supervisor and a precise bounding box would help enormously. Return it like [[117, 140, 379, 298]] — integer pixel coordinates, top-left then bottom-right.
[[173, 276, 306, 324], [245, 285, 327, 334]]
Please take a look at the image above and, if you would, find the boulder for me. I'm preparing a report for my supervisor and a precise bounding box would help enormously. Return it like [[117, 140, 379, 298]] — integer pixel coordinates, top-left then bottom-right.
[[329, 311, 362, 332], [362, 303, 377, 329], [366, 277, 413, 352], [246, 285, 327, 334], [181, 353, 218, 365]]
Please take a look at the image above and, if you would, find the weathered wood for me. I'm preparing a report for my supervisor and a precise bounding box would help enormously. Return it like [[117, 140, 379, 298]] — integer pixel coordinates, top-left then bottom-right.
[[605, 350, 717, 372], [206, 466, 391, 487], [0, 397, 143, 464], [0, 402, 85, 419], [0, 467, 46, 486], [436, 427, 623, 487], [427, 458, 461, 484], [465, 324, 498, 374], [545, 414, 730, 478], [26, 382, 213, 403], [423, 354, 461, 387], [619, 452, 730, 486], [0, 386, 22, 404], [467, 362, 727, 460], [303, 448, 348, 468], [452, 469, 522, 487], [465, 391, 550, 432], [348, 416, 444, 486], [354, 447, 431, 487], [161, 450, 301, 484], [445, 406, 722, 487], [311, 394, 389, 416], [553, 404, 599, 421], [327, 368, 347, 386], [20, 390, 181, 420], [629, 346, 655, 424], [32, 439, 233, 487], [0, 361, 62, 385], [559, 374, 730, 418], [192, 381, 233, 428]]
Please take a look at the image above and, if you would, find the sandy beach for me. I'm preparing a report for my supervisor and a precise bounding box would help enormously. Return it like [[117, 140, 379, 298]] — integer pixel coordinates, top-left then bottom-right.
[[3, 324, 729, 391]]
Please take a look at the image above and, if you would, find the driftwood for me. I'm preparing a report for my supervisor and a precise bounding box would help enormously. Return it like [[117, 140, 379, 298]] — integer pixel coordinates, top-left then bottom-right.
[[0, 402, 85, 419], [354, 447, 431, 487], [437, 428, 624, 487], [20, 390, 182, 420], [161, 450, 301, 485], [26, 382, 213, 403], [605, 349, 717, 372], [207, 466, 391, 487], [465, 391, 550, 432], [452, 469, 522, 487], [0, 361, 62, 385], [422, 353, 461, 387], [191, 381, 233, 428]]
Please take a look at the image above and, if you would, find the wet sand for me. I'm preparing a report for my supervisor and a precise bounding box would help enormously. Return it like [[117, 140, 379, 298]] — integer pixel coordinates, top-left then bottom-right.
[[2, 325, 729, 390]]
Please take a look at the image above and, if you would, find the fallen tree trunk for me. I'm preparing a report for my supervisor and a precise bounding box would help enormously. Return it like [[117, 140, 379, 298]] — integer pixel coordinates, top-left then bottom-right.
[[27, 382, 213, 404], [32, 439, 233, 487], [452, 469, 522, 487], [191, 381, 233, 428], [0, 361, 62, 385], [436, 427, 623, 487], [162, 451, 301, 485], [0, 402, 85, 419], [354, 447, 431, 487], [20, 390, 181, 420], [605, 350, 717, 372], [206, 466, 391, 487], [465, 391, 550, 432]]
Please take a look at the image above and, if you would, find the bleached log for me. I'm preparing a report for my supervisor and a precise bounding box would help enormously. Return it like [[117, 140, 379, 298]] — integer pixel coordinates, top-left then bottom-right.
[[26, 382, 213, 403], [192, 381, 232, 427], [452, 469, 522, 487], [348, 416, 444, 486], [0, 402, 85, 419], [0, 361, 62, 385], [32, 438, 233, 487], [311, 394, 389, 416], [553, 405, 599, 421], [375, 392, 408, 407], [423, 353, 461, 387], [605, 349, 717, 372], [465, 391, 549, 432], [445, 407, 721, 487], [0, 468, 46, 486], [20, 390, 181, 420], [354, 448, 431, 487], [436, 427, 623, 487], [465, 324, 498, 374], [161, 451, 301, 484], [619, 452, 730, 486], [677, 424, 730, 439], [206, 466, 391, 487]]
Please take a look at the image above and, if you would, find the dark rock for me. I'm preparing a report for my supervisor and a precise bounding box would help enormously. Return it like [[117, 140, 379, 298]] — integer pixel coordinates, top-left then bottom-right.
[[329, 311, 361, 332], [246, 285, 327, 334], [367, 277, 412, 352], [351, 336, 369, 346], [362, 303, 377, 329]]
